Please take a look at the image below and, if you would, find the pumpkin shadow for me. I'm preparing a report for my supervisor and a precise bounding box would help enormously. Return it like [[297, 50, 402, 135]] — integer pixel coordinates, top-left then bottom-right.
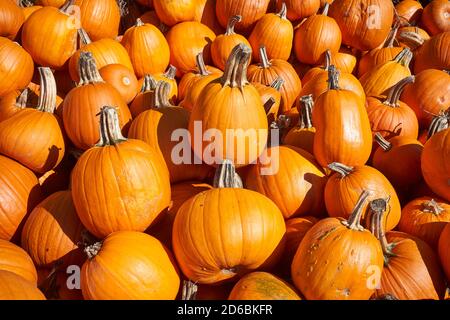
[[42, 145, 64, 173], [298, 172, 327, 218]]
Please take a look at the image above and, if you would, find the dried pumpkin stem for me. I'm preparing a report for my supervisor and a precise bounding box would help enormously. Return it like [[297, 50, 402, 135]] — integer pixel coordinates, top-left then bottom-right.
[[342, 190, 370, 231], [225, 15, 241, 35], [221, 44, 251, 88], [299, 95, 314, 129], [153, 81, 173, 109], [181, 281, 198, 300], [36, 67, 57, 113], [259, 46, 272, 69], [235, 47, 251, 88], [397, 32, 424, 50], [84, 241, 103, 260], [60, 0, 75, 14], [322, 2, 330, 16], [18, 0, 34, 7], [422, 199, 445, 215], [164, 65, 177, 80], [323, 49, 331, 70], [384, 25, 399, 48], [96, 106, 127, 146], [327, 65, 340, 90], [78, 28, 92, 46], [196, 52, 210, 76], [394, 48, 413, 68], [263, 97, 276, 115], [135, 18, 144, 27], [16, 89, 29, 109], [328, 162, 354, 177], [277, 2, 288, 19], [427, 108, 450, 138], [117, 0, 128, 17], [270, 77, 284, 91], [384, 76, 415, 107], [374, 133, 392, 151], [213, 159, 243, 188], [370, 197, 396, 261], [140, 74, 157, 93], [78, 51, 104, 85]]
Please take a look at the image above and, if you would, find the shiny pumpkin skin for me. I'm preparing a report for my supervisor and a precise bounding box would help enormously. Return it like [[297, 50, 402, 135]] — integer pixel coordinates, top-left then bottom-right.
[[421, 0, 450, 35], [153, 0, 197, 26], [172, 188, 286, 284], [0, 239, 37, 284], [228, 272, 301, 300], [0, 0, 25, 40], [395, 0, 423, 25], [276, 0, 320, 21], [413, 31, 450, 73], [81, 231, 180, 300], [216, 0, 270, 31], [99, 64, 139, 104], [180, 72, 223, 112], [0, 270, 46, 300]]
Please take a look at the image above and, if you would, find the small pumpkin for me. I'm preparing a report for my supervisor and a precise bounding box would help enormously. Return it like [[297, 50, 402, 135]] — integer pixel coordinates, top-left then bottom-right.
[[0, 270, 46, 300], [153, 0, 197, 26], [216, 0, 270, 31], [0, 89, 32, 123], [99, 64, 139, 104], [0, 0, 24, 40], [19, 1, 43, 21], [421, 0, 450, 35], [395, 0, 423, 26], [277, 0, 320, 21], [0, 239, 37, 284]]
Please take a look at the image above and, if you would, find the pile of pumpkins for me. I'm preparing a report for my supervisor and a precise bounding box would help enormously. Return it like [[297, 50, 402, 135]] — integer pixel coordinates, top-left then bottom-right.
[[0, 0, 449, 300]]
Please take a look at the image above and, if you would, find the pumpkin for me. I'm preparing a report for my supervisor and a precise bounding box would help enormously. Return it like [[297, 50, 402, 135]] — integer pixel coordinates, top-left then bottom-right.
[[0, 67, 65, 173], [71, 106, 171, 239], [228, 272, 301, 300], [301, 50, 333, 85], [121, 18, 170, 78], [360, 48, 413, 97], [330, 48, 357, 74], [0, 239, 37, 284], [194, 0, 224, 35], [151, 65, 178, 103], [397, 26, 430, 49], [0, 155, 42, 241], [0, 89, 33, 123], [294, 3, 342, 65], [73, 0, 120, 41], [81, 231, 180, 300], [0, 37, 34, 97], [246, 145, 326, 218], [20, 1, 43, 21], [21, 191, 84, 268], [63, 52, 132, 150], [399, 197, 450, 249], [178, 53, 222, 101], [153, 0, 197, 26], [129, 81, 213, 183], [69, 29, 133, 83], [0, 270, 46, 300], [329, 0, 394, 51], [21, 1, 78, 69], [248, 3, 294, 62], [312, 66, 371, 168], [325, 162, 402, 231], [99, 64, 139, 104], [248, 46, 302, 113], [129, 74, 158, 118], [180, 70, 223, 112], [283, 95, 316, 154], [211, 15, 252, 71], [36, 0, 66, 6], [276, 0, 320, 21], [370, 199, 445, 300], [439, 223, 450, 281], [0, 0, 24, 40], [372, 133, 423, 191], [189, 44, 268, 167], [166, 21, 216, 76], [172, 161, 286, 284], [395, 0, 423, 25], [252, 78, 283, 119], [216, 0, 270, 31], [358, 26, 403, 77], [421, 0, 450, 36], [291, 191, 384, 300], [366, 76, 419, 141], [413, 31, 450, 75]]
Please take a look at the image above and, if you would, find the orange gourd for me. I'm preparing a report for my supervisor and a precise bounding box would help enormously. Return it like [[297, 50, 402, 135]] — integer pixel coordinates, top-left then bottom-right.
[[413, 31, 450, 75], [277, 0, 320, 21], [0, 0, 24, 40], [99, 64, 139, 104], [421, 0, 450, 35], [395, 0, 423, 25], [153, 0, 197, 26]]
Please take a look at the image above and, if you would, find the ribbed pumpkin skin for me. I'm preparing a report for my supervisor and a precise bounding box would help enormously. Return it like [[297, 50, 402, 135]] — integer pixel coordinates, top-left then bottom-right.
[[21, 191, 84, 268], [0, 1, 24, 40], [71, 140, 171, 239], [439, 223, 450, 281], [398, 197, 450, 249], [276, 0, 320, 21], [81, 231, 180, 300], [245, 146, 327, 219], [74, 0, 120, 41], [21, 6, 77, 69], [172, 188, 286, 284], [0, 38, 34, 97], [0, 270, 46, 300], [291, 217, 384, 300], [325, 166, 402, 231], [121, 22, 170, 78], [180, 72, 222, 111], [358, 47, 403, 78], [62, 83, 132, 150], [228, 272, 301, 300], [166, 22, 216, 76], [421, 128, 450, 202], [178, 66, 222, 101], [0, 108, 66, 174], [69, 39, 133, 83], [413, 31, 450, 73], [329, 0, 394, 51], [375, 231, 445, 300], [216, 0, 270, 31], [0, 239, 37, 284], [421, 0, 450, 35], [0, 155, 42, 241], [211, 31, 251, 72], [153, 0, 197, 26], [195, 0, 224, 35]]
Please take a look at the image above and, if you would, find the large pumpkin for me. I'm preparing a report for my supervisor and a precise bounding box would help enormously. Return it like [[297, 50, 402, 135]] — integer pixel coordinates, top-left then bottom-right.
[[71, 107, 171, 239], [395, 0, 423, 25], [153, 0, 197, 26], [0, 270, 46, 300], [0, 0, 24, 40], [0, 239, 37, 284], [215, 0, 270, 31], [172, 161, 286, 284], [291, 191, 384, 300], [81, 231, 180, 300], [413, 31, 450, 73]]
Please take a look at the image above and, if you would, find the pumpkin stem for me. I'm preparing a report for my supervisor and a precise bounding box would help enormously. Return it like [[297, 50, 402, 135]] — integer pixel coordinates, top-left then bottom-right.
[[263, 97, 276, 115], [117, 0, 129, 17], [299, 95, 314, 129], [181, 280, 198, 300], [328, 162, 354, 177], [259, 46, 272, 69], [374, 133, 392, 151], [164, 65, 177, 80], [270, 77, 284, 91], [327, 65, 340, 90], [397, 31, 424, 50], [384, 76, 415, 107], [60, 0, 75, 14], [36, 67, 57, 114], [384, 25, 399, 48], [16, 88, 29, 109], [444, 69, 450, 75], [393, 48, 413, 68], [221, 44, 251, 88], [427, 108, 450, 138], [77, 28, 92, 46], [18, 0, 34, 7], [322, 2, 330, 16], [95, 106, 127, 147], [370, 197, 396, 262], [140, 74, 157, 93], [423, 199, 445, 215], [78, 51, 104, 85], [84, 241, 102, 260], [342, 190, 370, 231], [277, 2, 288, 19], [196, 52, 211, 76], [213, 159, 243, 188], [153, 81, 173, 109], [323, 49, 331, 71], [225, 15, 241, 35], [135, 18, 145, 27]]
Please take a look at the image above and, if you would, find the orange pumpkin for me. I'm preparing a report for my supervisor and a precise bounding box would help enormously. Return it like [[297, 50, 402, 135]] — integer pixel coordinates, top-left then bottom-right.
[[153, 0, 197, 26], [0, 0, 24, 40], [99, 64, 139, 104], [20, 2, 43, 21], [0, 270, 46, 300], [396, 26, 430, 49], [81, 231, 180, 300], [129, 74, 158, 118], [0, 239, 37, 284], [277, 0, 320, 21], [413, 31, 450, 73], [216, 0, 270, 31], [395, 0, 423, 25], [0, 89, 32, 123], [421, 0, 450, 35], [152, 65, 178, 103]]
